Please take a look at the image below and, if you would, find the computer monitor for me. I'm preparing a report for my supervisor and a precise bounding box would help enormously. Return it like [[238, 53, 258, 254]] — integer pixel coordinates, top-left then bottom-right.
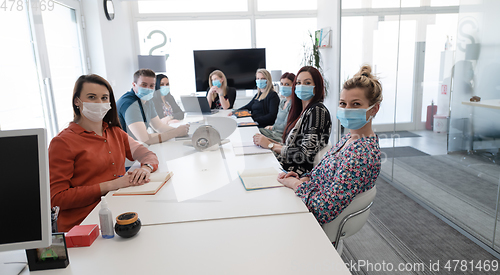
[[0, 128, 51, 252], [193, 48, 266, 92]]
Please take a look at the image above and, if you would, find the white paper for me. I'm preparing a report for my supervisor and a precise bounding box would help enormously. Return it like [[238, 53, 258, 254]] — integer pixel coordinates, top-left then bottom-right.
[[166, 150, 231, 202]]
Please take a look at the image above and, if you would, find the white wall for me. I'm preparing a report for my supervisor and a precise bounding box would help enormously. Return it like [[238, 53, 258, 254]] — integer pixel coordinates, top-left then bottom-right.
[[317, 0, 341, 143], [81, 1, 137, 98]]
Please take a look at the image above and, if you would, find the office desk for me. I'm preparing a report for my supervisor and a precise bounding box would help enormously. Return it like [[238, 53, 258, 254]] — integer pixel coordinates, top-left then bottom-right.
[[0, 111, 351, 275], [461, 99, 500, 151], [5, 213, 350, 275], [461, 99, 500, 110], [82, 114, 309, 226]]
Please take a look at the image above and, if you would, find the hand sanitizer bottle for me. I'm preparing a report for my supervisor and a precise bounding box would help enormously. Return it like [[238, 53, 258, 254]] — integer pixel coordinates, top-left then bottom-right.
[[99, 196, 114, 239]]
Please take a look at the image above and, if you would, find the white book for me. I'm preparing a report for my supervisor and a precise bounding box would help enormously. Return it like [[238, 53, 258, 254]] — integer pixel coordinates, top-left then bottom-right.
[[238, 168, 283, 191], [113, 172, 173, 196]]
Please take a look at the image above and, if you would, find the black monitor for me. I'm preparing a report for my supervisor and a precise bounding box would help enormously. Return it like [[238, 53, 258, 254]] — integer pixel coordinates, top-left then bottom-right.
[[193, 48, 266, 92], [0, 128, 51, 252]]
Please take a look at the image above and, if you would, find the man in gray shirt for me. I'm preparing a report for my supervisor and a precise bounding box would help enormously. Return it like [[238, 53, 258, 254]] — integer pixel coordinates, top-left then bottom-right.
[[117, 69, 189, 144]]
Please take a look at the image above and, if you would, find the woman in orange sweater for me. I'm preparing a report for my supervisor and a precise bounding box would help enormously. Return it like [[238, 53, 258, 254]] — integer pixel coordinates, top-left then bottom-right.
[[49, 74, 159, 232]]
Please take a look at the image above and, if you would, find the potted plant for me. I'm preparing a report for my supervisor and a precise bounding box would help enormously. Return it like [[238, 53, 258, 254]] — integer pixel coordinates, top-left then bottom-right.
[[302, 31, 327, 93]]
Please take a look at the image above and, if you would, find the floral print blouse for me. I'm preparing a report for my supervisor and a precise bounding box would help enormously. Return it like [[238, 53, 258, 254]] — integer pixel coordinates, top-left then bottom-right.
[[295, 133, 381, 225]]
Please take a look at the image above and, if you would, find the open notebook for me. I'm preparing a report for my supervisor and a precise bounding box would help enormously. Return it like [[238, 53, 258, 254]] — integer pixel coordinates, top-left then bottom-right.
[[113, 171, 173, 196], [238, 168, 282, 191]]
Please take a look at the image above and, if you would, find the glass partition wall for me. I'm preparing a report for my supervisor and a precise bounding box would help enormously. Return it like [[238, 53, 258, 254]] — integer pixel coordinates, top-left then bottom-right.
[[341, 0, 500, 253]]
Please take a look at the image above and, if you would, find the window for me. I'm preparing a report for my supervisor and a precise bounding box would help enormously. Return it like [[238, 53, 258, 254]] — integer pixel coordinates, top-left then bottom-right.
[[138, 0, 248, 13], [0, 0, 87, 139], [0, 10, 46, 131], [138, 20, 251, 96], [256, 18, 317, 75], [257, 0, 317, 11], [42, 2, 86, 131], [343, 0, 458, 9], [133, 1, 318, 98]]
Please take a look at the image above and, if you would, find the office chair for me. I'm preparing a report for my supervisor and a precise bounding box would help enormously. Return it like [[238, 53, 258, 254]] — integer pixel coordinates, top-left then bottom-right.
[[313, 141, 332, 167], [321, 186, 377, 254]]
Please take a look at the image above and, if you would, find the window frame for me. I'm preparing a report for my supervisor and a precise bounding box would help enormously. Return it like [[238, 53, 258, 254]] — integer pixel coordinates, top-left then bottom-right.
[[28, 0, 90, 139], [130, 0, 317, 54]]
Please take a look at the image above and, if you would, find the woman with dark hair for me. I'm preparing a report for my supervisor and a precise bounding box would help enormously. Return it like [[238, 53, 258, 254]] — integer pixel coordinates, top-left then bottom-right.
[[258, 72, 295, 142], [153, 74, 184, 124], [277, 65, 382, 225], [253, 66, 331, 176], [206, 70, 237, 110], [49, 74, 159, 232]]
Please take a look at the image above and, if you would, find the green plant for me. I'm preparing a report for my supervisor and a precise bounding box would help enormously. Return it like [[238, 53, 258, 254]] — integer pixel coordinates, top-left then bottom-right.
[[302, 31, 322, 70], [302, 31, 328, 94]]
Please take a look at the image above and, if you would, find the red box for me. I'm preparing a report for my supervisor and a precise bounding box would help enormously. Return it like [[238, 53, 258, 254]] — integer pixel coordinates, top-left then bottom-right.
[[65, 224, 100, 248]]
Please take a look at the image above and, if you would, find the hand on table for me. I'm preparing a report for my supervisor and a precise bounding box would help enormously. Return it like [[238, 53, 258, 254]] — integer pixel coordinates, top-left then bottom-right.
[[127, 167, 151, 185], [107, 172, 148, 192], [277, 175, 302, 191], [278, 171, 299, 180], [253, 133, 271, 148], [264, 125, 273, 130], [174, 124, 190, 137]]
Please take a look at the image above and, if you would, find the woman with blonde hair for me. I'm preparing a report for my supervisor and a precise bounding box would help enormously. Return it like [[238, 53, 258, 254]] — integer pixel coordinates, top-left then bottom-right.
[[229, 68, 279, 127], [277, 65, 382, 225], [259, 72, 295, 142], [206, 70, 236, 110]]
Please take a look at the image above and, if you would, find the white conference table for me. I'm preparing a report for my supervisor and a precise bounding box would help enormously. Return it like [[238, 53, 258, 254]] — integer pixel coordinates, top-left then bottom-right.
[[0, 110, 351, 274], [82, 111, 309, 226], [4, 213, 350, 275]]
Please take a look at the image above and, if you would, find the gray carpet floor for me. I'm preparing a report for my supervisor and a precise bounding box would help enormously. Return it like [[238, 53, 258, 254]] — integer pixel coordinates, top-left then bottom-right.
[[376, 131, 422, 139], [342, 176, 498, 274], [396, 155, 498, 210], [381, 147, 430, 158], [381, 153, 500, 249]]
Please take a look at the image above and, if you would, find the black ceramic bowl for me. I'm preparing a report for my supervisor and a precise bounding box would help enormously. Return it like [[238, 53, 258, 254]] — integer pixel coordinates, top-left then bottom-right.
[[114, 212, 141, 238]]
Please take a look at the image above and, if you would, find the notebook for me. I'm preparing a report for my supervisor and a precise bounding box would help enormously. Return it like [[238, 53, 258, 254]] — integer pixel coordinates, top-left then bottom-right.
[[180, 96, 218, 114], [238, 168, 283, 191], [233, 110, 252, 118], [238, 122, 258, 127], [113, 172, 173, 196]]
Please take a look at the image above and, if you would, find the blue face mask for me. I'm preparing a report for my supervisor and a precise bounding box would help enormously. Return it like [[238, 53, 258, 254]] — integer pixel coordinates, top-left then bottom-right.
[[137, 87, 154, 101], [280, 85, 292, 97], [160, 86, 170, 96], [212, 80, 222, 88], [336, 104, 376, 130], [256, 79, 267, 89], [294, 85, 315, 100]]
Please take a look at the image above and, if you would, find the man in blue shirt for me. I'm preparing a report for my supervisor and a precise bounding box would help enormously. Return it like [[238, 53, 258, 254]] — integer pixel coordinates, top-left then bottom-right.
[[117, 69, 189, 144]]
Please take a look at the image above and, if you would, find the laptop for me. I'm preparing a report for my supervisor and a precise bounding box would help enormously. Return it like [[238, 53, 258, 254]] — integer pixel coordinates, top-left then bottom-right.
[[180, 96, 218, 114]]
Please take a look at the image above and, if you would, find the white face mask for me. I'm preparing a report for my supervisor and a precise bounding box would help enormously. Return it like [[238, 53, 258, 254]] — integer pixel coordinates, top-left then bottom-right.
[[80, 100, 112, 122]]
